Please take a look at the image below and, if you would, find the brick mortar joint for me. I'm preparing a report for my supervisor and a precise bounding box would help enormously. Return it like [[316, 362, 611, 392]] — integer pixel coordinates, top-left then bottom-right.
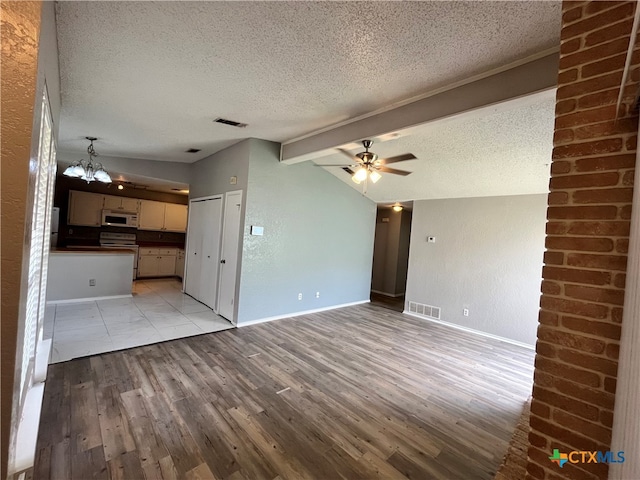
[[535, 340, 620, 363], [535, 350, 618, 372], [531, 397, 614, 415]]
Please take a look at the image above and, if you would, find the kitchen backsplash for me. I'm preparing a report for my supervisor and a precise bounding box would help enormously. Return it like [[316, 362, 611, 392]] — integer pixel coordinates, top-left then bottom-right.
[[63, 225, 185, 247]]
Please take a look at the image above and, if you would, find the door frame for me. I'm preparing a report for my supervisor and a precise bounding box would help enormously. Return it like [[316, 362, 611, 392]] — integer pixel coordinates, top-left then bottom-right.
[[217, 190, 243, 325], [184, 194, 223, 299]]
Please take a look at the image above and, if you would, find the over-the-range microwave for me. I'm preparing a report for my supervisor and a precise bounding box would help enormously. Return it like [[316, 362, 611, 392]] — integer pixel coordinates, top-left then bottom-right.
[[101, 210, 138, 228]]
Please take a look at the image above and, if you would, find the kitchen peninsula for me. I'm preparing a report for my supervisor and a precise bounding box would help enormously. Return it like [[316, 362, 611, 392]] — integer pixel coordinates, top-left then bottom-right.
[[47, 248, 134, 302]]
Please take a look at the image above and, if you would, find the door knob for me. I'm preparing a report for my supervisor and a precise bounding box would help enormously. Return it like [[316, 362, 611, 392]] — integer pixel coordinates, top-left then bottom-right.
[[220, 259, 226, 264]]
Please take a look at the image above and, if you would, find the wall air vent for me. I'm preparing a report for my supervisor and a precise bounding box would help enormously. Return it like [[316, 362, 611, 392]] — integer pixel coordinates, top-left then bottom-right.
[[185, 148, 201, 153], [214, 117, 248, 128], [408, 301, 441, 320]]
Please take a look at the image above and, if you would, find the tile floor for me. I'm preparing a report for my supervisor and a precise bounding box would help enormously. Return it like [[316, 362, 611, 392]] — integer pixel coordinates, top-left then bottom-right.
[[45, 278, 234, 363]]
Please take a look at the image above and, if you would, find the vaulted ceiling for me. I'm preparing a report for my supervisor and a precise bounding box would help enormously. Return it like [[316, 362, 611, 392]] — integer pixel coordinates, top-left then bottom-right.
[[55, 1, 562, 200]]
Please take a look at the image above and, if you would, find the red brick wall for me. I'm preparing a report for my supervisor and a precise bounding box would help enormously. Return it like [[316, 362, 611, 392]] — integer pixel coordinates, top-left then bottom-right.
[[527, 2, 638, 479]]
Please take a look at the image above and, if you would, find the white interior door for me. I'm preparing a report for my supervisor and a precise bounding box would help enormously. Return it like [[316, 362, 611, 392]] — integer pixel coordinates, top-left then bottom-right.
[[217, 191, 243, 323], [199, 198, 223, 310], [184, 200, 204, 300], [185, 196, 223, 310]]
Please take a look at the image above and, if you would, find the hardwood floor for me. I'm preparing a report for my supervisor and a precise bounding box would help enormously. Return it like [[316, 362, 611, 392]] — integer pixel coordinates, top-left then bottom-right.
[[369, 292, 405, 312], [32, 303, 535, 480]]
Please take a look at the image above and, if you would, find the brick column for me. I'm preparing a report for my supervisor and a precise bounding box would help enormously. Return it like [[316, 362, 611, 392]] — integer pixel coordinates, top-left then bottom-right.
[[527, 2, 639, 479]]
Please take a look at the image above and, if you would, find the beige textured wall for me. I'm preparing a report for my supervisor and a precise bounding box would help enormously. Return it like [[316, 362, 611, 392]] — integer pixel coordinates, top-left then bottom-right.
[[0, 1, 42, 477]]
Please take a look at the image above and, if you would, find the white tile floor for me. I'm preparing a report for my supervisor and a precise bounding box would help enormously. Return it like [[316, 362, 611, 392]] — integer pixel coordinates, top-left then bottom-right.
[[45, 278, 234, 363]]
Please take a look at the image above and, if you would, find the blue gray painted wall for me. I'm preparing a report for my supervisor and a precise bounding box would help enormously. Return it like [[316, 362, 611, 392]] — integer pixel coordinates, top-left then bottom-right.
[[405, 194, 547, 346], [190, 140, 250, 199], [237, 139, 376, 324]]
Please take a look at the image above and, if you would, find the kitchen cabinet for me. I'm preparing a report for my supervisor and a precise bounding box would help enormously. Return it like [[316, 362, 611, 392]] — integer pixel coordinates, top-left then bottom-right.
[[138, 200, 187, 232], [137, 247, 177, 277], [103, 195, 139, 212], [68, 190, 104, 226], [175, 249, 185, 279], [164, 204, 188, 232]]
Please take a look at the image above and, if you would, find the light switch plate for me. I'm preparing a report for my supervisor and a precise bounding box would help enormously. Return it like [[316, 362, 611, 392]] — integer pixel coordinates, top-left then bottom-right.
[[251, 225, 264, 236], [230, 176, 237, 185]]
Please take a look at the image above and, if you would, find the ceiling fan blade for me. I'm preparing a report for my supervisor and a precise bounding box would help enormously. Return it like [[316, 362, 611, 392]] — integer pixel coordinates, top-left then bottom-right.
[[337, 148, 359, 162], [380, 153, 417, 165], [342, 167, 355, 175], [315, 163, 357, 167], [377, 166, 412, 176]]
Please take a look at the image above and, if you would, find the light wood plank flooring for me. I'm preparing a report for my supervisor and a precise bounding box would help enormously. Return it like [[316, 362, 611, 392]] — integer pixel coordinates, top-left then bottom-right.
[[369, 292, 405, 312], [32, 303, 535, 479]]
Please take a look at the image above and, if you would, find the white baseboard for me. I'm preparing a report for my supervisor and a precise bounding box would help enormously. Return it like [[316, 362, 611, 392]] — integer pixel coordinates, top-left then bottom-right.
[[371, 290, 405, 297], [403, 311, 535, 350], [238, 300, 370, 327], [46, 294, 133, 305]]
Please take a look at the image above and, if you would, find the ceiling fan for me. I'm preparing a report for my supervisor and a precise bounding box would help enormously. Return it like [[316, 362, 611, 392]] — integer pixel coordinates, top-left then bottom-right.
[[322, 140, 416, 185]]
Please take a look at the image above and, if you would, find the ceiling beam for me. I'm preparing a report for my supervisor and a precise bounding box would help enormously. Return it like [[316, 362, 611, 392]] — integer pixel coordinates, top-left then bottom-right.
[[280, 52, 559, 164]]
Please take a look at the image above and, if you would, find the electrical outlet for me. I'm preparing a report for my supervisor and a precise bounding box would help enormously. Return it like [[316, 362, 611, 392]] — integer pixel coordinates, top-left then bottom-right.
[[89, 279, 96, 287], [315, 292, 320, 298], [463, 308, 469, 317], [298, 293, 302, 300]]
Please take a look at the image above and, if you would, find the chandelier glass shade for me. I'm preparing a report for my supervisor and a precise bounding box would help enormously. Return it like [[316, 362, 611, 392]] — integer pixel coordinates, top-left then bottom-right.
[[63, 137, 112, 184]]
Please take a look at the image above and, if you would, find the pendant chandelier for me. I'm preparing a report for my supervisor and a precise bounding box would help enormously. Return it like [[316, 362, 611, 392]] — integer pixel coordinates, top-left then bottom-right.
[[63, 136, 112, 183]]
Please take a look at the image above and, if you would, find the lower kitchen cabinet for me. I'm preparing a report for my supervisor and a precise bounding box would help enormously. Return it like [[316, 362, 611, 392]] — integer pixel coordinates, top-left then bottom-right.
[[137, 248, 177, 278], [175, 249, 185, 278]]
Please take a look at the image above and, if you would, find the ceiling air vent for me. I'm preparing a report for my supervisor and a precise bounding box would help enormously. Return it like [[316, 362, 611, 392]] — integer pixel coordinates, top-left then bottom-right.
[[185, 148, 201, 153], [214, 117, 248, 128]]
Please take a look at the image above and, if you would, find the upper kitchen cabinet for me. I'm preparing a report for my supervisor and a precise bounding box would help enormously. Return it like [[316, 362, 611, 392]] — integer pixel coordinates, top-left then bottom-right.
[[139, 200, 187, 232], [68, 190, 104, 226], [164, 203, 188, 232], [103, 195, 139, 212]]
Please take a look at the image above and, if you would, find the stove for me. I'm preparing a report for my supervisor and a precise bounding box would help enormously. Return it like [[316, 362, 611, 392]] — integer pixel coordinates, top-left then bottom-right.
[[99, 232, 139, 279]]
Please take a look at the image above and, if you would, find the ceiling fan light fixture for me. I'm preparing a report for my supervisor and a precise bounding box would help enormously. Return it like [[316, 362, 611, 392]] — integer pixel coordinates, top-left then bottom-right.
[[354, 167, 368, 182], [369, 170, 382, 183]]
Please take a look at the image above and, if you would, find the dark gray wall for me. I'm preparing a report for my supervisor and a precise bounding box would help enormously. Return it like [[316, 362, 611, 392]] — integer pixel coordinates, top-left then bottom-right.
[[237, 139, 376, 324], [405, 194, 547, 346]]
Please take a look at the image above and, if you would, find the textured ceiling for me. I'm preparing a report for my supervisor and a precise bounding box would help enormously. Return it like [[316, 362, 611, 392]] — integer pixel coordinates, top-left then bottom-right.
[[314, 91, 556, 203], [56, 1, 561, 163]]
